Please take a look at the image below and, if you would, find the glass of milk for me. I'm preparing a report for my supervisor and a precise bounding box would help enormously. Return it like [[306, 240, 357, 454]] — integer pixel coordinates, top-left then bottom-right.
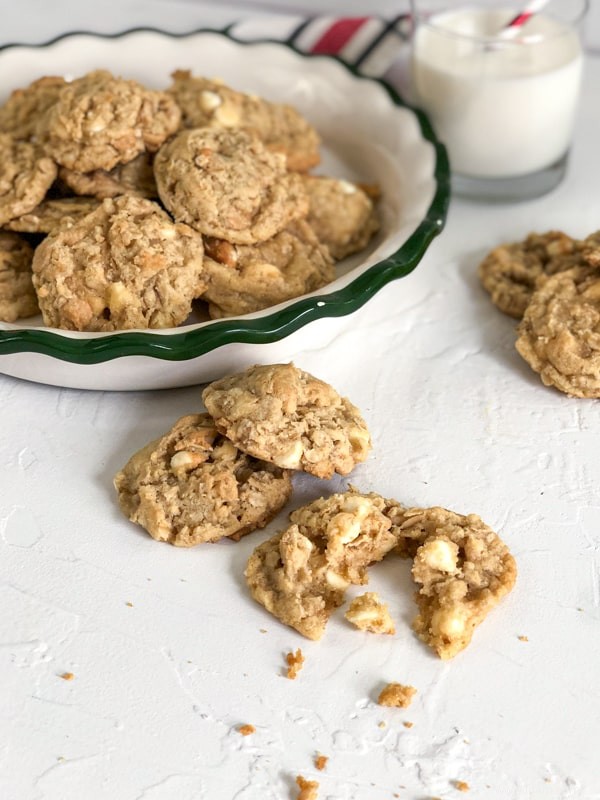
[[410, 1, 588, 201]]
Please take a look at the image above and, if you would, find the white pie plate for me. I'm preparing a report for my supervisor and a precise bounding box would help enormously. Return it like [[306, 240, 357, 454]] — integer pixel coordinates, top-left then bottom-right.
[[0, 28, 449, 391]]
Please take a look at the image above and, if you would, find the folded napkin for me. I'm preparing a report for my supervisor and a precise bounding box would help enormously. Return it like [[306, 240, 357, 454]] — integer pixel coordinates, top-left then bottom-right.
[[224, 14, 412, 85]]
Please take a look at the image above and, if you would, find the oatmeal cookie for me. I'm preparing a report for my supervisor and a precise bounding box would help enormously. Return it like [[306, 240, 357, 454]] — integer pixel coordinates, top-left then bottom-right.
[[32, 195, 205, 331], [395, 507, 516, 659], [203, 220, 335, 319], [0, 76, 66, 141], [0, 134, 57, 226], [301, 175, 380, 260], [0, 232, 38, 321], [39, 70, 181, 172], [245, 489, 398, 639], [114, 414, 292, 546], [202, 363, 371, 479], [478, 231, 584, 319], [154, 127, 308, 244], [168, 71, 320, 172], [345, 592, 395, 634], [515, 264, 600, 398], [5, 197, 100, 234], [59, 152, 157, 199]]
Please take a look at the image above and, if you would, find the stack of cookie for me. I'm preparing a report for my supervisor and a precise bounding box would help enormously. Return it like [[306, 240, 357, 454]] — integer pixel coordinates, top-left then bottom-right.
[[478, 230, 600, 398], [114, 362, 516, 660], [0, 69, 380, 328]]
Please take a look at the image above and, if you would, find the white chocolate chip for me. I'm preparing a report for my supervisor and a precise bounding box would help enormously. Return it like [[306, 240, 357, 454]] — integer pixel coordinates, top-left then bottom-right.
[[328, 512, 361, 544], [325, 570, 350, 590], [170, 451, 198, 470], [338, 179, 357, 195], [199, 90, 223, 112], [212, 439, 237, 461], [348, 428, 371, 458], [277, 440, 303, 469], [431, 608, 467, 638], [214, 103, 242, 127], [421, 539, 459, 573], [342, 495, 372, 520]]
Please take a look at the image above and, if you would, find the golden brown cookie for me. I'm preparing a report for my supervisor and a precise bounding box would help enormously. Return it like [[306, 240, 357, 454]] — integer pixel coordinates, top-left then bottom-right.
[[114, 414, 292, 547], [202, 219, 335, 319], [301, 175, 380, 260], [202, 363, 371, 479], [32, 195, 205, 331], [4, 197, 100, 234], [477, 231, 584, 319], [245, 490, 398, 639], [39, 70, 181, 172], [0, 134, 57, 226], [395, 506, 516, 659], [168, 71, 320, 172], [515, 264, 600, 398], [154, 127, 308, 244], [0, 232, 38, 322], [58, 152, 157, 199], [0, 76, 66, 141]]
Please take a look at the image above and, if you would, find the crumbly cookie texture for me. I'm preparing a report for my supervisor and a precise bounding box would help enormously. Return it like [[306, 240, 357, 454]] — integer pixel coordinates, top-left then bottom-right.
[[295, 775, 319, 800], [154, 127, 308, 245], [5, 197, 100, 234], [32, 195, 205, 331], [0, 134, 57, 226], [477, 231, 585, 319], [396, 507, 517, 660], [59, 152, 157, 199], [345, 592, 395, 635], [377, 683, 416, 708], [39, 70, 181, 172], [301, 175, 380, 260], [0, 232, 38, 322], [245, 490, 398, 639], [114, 413, 292, 547], [203, 220, 335, 319], [0, 76, 66, 141], [203, 363, 371, 478], [168, 71, 321, 172], [515, 264, 600, 398]]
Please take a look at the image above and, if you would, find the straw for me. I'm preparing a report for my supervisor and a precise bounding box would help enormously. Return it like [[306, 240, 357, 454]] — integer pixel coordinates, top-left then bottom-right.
[[498, 0, 551, 39]]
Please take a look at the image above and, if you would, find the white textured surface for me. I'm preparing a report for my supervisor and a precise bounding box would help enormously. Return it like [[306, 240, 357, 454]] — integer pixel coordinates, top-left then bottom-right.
[[2, 10, 600, 800]]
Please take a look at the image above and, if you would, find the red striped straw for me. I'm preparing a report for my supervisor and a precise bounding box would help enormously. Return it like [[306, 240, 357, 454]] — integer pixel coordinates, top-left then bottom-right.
[[500, 0, 551, 38]]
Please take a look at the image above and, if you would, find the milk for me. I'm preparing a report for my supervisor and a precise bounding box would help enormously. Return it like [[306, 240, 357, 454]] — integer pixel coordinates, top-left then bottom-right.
[[412, 9, 583, 178]]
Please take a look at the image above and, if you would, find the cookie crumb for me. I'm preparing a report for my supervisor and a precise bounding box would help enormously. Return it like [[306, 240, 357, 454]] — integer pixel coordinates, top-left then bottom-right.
[[377, 683, 416, 708], [59, 672, 75, 681], [286, 648, 305, 679], [237, 724, 255, 736], [403, 721, 414, 729], [378, 721, 386, 729], [314, 753, 328, 771], [345, 592, 395, 635], [296, 775, 319, 799], [454, 780, 470, 792], [518, 635, 529, 642], [260, 628, 268, 634], [126, 601, 133, 607]]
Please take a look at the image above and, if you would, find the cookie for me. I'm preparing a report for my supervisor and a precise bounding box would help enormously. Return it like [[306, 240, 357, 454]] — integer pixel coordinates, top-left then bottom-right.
[[203, 220, 335, 319], [0, 76, 66, 141], [32, 195, 205, 331], [301, 175, 380, 260], [114, 414, 292, 546], [58, 152, 157, 199], [154, 127, 308, 244], [5, 197, 100, 234], [168, 71, 320, 172], [345, 592, 395, 634], [0, 232, 38, 322], [396, 507, 516, 659], [0, 134, 57, 226], [515, 264, 600, 398], [477, 231, 584, 319], [39, 70, 181, 172], [202, 363, 371, 479], [245, 490, 398, 639]]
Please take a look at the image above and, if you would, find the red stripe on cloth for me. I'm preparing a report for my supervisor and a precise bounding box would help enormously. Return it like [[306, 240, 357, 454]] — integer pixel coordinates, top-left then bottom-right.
[[309, 17, 370, 55]]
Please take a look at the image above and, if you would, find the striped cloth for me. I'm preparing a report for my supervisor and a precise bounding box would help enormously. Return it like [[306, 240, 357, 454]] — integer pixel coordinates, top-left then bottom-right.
[[225, 15, 413, 80]]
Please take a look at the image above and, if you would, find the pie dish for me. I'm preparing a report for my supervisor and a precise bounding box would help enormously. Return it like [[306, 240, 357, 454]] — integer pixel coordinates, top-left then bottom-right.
[[0, 28, 450, 390]]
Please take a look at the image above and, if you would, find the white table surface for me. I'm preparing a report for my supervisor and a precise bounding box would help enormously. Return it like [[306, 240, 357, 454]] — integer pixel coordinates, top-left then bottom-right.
[[2, 4, 600, 800]]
